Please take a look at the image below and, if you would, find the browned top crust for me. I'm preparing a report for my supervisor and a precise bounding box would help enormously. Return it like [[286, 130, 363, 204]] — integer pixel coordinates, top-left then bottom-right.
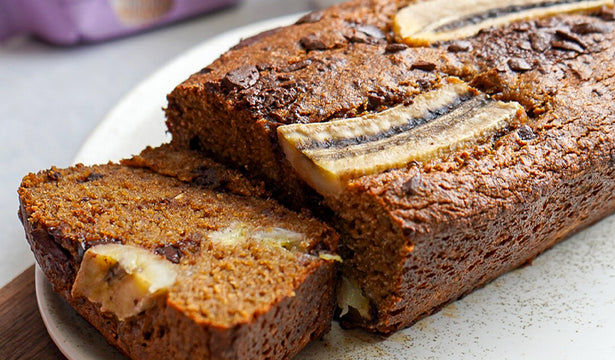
[[165, 0, 615, 334], [350, 10, 615, 236], [172, 0, 461, 126]]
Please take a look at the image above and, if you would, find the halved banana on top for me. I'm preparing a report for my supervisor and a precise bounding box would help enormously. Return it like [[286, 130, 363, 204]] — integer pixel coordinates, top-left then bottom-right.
[[72, 243, 178, 320], [394, 0, 613, 46], [278, 78, 527, 197]]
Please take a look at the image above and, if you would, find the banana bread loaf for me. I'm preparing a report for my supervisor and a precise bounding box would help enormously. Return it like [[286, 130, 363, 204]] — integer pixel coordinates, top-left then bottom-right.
[[19, 145, 339, 359], [165, 0, 615, 334]]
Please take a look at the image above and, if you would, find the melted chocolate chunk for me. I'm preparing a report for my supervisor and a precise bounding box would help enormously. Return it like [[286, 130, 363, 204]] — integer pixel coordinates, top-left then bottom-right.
[[193, 166, 228, 190], [551, 40, 585, 53], [46, 170, 62, 181], [447, 40, 473, 52], [86, 172, 104, 182], [402, 172, 426, 196], [263, 87, 298, 109], [385, 43, 409, 54], [352, 24, 386, 39], [508, 57, 533, 72], [280, 59, 312, 73], [555, 30, 587, 49], [411, 61, 436, 72], [300, 34, 328, 51], [346, 30, 371, 44], [222, 65, 260, 89], [530, 31, 551, 52], [571, 22, 611, 34], [76, 172, 104, 183], [517, 125, 536, 141], [189, 136, 201, 151], [155, 244, 182, 264]]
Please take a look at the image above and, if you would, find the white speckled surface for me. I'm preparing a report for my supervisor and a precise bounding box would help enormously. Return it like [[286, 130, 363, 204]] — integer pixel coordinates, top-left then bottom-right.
[[35, 14, 615, 359]]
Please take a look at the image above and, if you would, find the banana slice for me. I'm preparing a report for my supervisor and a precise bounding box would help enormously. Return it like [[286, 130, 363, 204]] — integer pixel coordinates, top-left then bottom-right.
[[209, 222, 311, 252], [72, 243, 178, 320], [394, 0, 613, 46], [252, 227, 308, 251], [278, 78, 527, 197], [337, 276, 371, 320]]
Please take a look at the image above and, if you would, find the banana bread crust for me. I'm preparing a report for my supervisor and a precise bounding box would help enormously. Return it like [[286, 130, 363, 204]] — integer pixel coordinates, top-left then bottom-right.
[[165, 0, 615, 334]]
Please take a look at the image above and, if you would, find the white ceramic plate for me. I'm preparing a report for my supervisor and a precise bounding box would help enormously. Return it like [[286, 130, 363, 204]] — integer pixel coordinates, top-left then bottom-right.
[[36, 13, 615, 360]]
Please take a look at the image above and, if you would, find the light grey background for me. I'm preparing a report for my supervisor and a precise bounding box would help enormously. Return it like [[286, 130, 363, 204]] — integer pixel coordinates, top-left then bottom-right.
[[0, 0, 338, 288]]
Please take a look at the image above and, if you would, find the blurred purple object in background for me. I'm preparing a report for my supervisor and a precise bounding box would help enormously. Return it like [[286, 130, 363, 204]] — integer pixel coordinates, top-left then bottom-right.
[[0, 0, 240, 45]]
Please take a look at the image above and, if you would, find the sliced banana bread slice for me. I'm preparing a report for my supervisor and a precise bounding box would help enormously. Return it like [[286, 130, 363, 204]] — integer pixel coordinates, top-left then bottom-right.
[[18, 146, 339, 360]]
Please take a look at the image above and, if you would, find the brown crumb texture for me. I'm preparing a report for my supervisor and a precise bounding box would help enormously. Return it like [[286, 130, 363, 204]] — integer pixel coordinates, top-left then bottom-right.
[[18, 158, 339, 359]]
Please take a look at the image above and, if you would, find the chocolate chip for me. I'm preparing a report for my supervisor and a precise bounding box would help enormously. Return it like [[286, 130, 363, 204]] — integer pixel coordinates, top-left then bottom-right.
[[352, 24, 386, 39], [46, 169, 62, 181], [193, 166, 226, 190], [384, 43, 408, 54], [76, 172, 104, 183], [189, 136, 201, 151], [571, 22, 611, 35], [367, 93, 386, 110], [517, 125, 536, 141], [222, 65, 260, 89], [519, 41, 533, 51], [280, 59, 312, 73], [402, 173, 425, 196], [300, 34, 328, 51], [346, 31, 371, 44], [263, 87, 298, 109], [86, 172, 104, 182], [551, 40, 585, 53], [198, 67, 212, 75], [508, 57, 533, 72], [296, 11, 323, 24], [155, 245, 181, 264], [447, 40, 472, 52], [555, 30, 587, 49], [530, 31, 551, 52], [411, 61, 436, 72]]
